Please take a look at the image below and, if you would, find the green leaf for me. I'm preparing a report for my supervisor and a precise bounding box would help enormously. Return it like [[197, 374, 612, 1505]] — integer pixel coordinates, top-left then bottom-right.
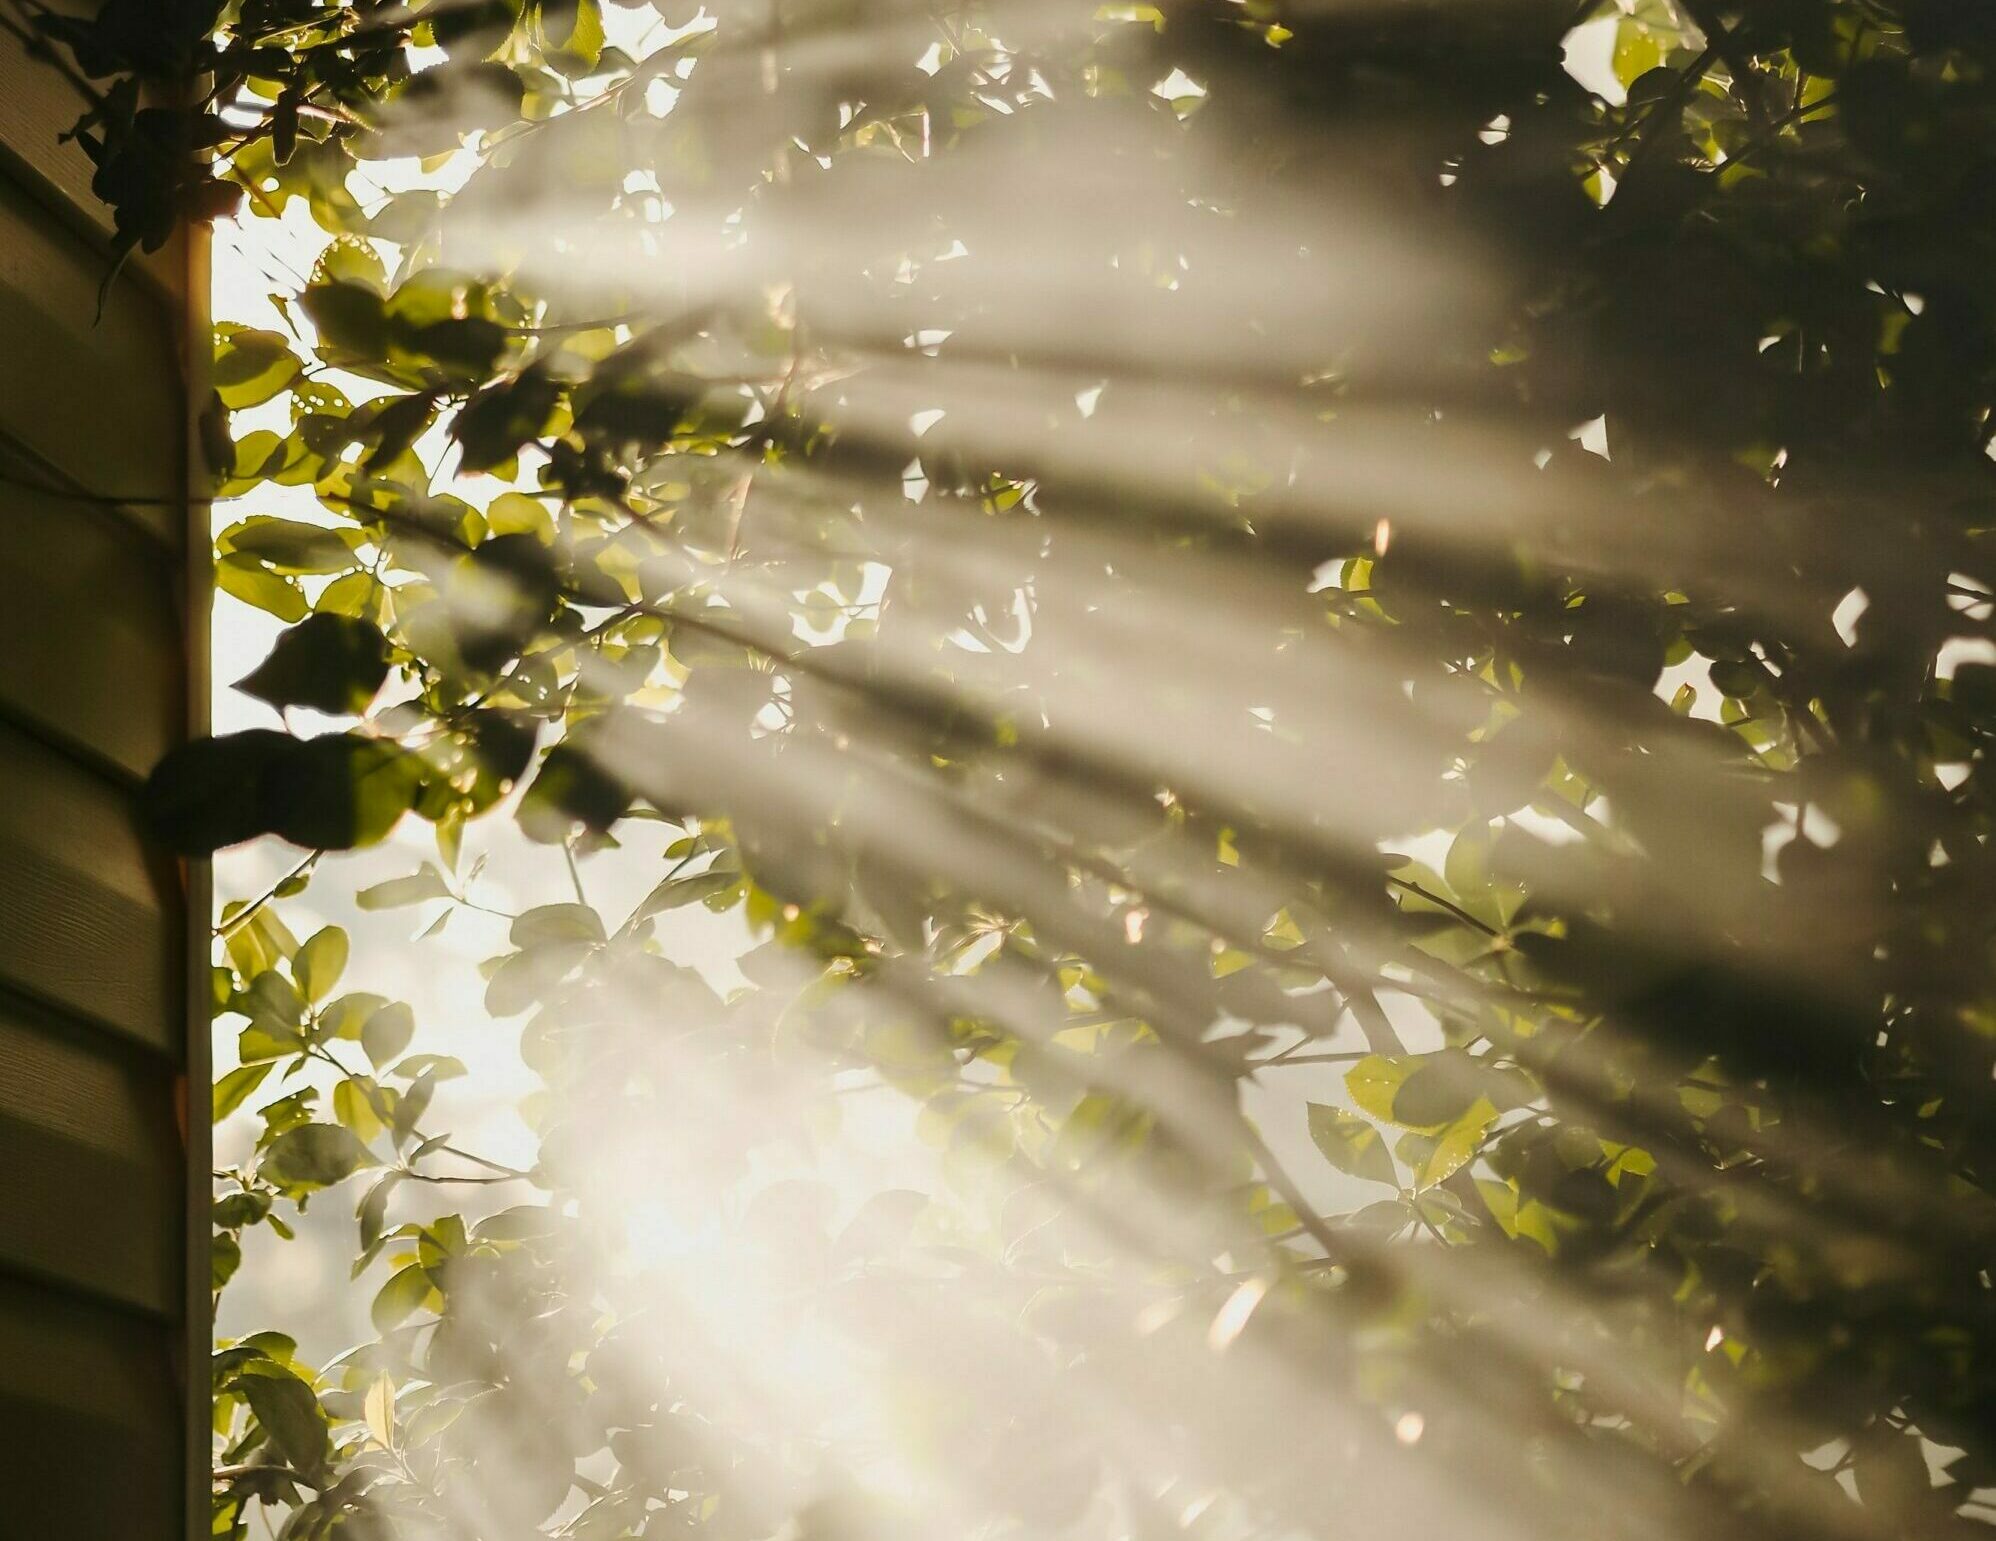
[[237, 1370, 330, 1477], [214, 1191, 272, 1231], [517, 742, 631, 842], [371, 1262, 435, 1332], [319, 991, 390, 1041], [302, 280, 392, 358], [357, 391, 438, 469], [356, 866, 453, 910], [333, 1077, 389, 1143], [223, 516, 358, 576], [246, 970, 306, 1028], [1414, 1098, 1499, 1190], [454, 370, 561, 473], [261, 1123, 375, 1188], [510, 902, 605, 948], [1394, 1051, 1484, 1130], [316, 571, 383, 620], [405, 316, 508, 377], [1612, 18, 1664, 92], [484, 942, 592, 1016], [1347, 1050, 1484, 1134], [219, 428, 286, 496], [362, 1001, 416, 1066], [391, 1053, 466, 1082], [258, 1087, 318, 1138], [312, 234, 387, 291], [294, 926, 349, 1003], [264, 734, 425, 851], [357, 1172, 404, 1261], [633, 868, 737, 921], [216, 553, 309, 622], [145, 730, 296, 853], [214, 326, 302, 409], [212, 1230, 242, 1291], [214, 1062, 273, 1121], [1306, 1103, 1397, 1185], [223, 906, 297, 978], [237, 614, 392, 716], [472, 1204, 557, 1244], [539, 0, 604, 67], [239, 1021, 305, 1064], [1476, 1177, 1521, 1237], [390, 1068, 438, 1148], [465, 711, 540, 792], [1346, 1054, 1414, 1126], [486, 490, 557, 542]]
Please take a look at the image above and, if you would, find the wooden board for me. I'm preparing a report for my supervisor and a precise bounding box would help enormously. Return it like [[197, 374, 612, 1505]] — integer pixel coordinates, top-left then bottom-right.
[[0, 10, 188, 302], [0, 443, 182, 780], [0, 23, 203, 1533], [0, 1274, 181, 1537], [0, 21, 103, 245], [0, 718, 180, 1053], [0, 171, 185, 541], [0, 1000, 181, 1314]]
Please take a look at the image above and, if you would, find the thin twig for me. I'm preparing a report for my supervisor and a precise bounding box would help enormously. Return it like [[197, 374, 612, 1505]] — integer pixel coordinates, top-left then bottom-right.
[[217, 852, 321, 938]]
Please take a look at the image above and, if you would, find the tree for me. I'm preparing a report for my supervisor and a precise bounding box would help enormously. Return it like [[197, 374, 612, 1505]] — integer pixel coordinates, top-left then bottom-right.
[[30, 0, 1996, 1536]]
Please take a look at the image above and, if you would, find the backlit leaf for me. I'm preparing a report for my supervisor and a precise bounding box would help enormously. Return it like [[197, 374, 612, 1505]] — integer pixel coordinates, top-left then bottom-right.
[[1306, 1103, 1397, 1185]]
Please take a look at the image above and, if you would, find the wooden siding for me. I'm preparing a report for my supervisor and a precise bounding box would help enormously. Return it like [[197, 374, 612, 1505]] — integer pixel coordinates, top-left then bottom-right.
[[0, 172, 186, 544], [0, 1000, 182, 1314], [0, 11, 187, 301], [0, 26, 201, 1540], [0, 1274, 182, 1536], [0, 716, 181, 1050], [0, 443, 183, 781]]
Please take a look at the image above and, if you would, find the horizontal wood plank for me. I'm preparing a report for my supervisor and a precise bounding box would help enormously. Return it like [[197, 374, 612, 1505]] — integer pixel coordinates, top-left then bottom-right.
[[0, 1001, 181, 1314], [0, 23, 103, 243], [0, 443, 183, 779], [0, 719, 180, 1053], [0, 15, 188, 302], [0, 170, 185, 541], [0, 1274, 180, 1537]]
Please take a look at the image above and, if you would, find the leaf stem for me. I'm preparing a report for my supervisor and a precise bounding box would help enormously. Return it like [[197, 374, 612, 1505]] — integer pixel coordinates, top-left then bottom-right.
[[216, 852, 321, 938]]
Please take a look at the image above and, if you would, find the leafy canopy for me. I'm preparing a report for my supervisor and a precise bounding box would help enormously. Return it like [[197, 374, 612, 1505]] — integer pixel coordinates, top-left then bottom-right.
[[32, 0, 1996, 1537]]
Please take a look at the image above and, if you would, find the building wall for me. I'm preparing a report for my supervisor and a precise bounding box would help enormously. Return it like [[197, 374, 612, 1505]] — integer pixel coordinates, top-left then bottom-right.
[[0, 28, 206, 1540]]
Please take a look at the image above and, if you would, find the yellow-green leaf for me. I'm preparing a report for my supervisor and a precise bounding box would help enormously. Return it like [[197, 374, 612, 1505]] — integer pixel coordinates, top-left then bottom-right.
[[1306, 1103, 1397, 1185]]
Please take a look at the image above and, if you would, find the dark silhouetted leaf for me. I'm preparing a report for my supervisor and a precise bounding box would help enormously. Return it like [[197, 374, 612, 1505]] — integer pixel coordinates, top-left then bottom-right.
[[262, 1122, 374, 1188], [237, 613, 392, 715]]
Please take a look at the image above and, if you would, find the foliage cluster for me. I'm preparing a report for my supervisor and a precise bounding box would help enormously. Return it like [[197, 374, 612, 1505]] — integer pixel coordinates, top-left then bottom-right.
[[31, 0, 1996, 1536]]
